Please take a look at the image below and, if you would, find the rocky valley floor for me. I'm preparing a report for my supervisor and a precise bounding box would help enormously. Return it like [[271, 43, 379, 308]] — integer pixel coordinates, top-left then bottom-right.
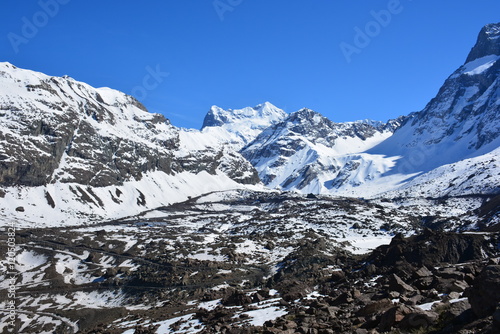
[[0, 190, 499, 334]]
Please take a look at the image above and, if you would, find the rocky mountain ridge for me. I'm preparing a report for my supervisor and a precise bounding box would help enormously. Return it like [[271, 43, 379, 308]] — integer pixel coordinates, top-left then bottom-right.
[[241, 108, 407, 193], [237, 23, 500, 196], [369, 24, 500, 175]]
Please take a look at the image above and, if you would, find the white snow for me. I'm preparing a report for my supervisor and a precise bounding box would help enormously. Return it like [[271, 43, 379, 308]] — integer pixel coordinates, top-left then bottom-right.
[[0, 170, 265, 227], [241, 306, 288, 326], [337, 236, 394, 254], [122, 330, 135, 334], [463, 55, 500, 76], [197, 299, 221, 311], [154, 314, 202, 334], [15, 250, 47, 272], [417, 297, 467, 311]]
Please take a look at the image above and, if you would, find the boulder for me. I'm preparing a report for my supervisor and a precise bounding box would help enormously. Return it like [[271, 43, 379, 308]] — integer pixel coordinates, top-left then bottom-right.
[[378, 305, 437, 332], [356, 299, 393, 317], [468, 265, 500, 318], [388, 274, 415, 294], [414, 266, 433, 278], [222, 289, 253, 306], [399, 309, 438, 331]]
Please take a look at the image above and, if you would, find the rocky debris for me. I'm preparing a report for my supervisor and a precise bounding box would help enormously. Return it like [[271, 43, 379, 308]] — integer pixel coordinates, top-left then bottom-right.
[[378, 304, 438, 332], [3, 194, 500, 333], [221, 289, 253, 306], [388, 273, 415, 294], [476, 194, 500, 231]]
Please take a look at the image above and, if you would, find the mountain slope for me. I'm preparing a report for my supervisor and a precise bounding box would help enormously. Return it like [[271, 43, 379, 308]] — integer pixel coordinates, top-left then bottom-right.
[[384, 146, 500, 199], [369, 23, 500, 176], [0, 23, 499, 225], [0, 62, 261, 225]]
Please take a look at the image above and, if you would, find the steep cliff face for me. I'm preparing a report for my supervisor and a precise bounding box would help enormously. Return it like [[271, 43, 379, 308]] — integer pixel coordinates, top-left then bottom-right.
[[0, 63, 177, 187], [466, 23, 500, 63]]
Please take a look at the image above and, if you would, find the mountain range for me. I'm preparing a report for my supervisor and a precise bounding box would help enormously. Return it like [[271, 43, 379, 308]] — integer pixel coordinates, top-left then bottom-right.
[[0, 23, 499, 226], [1, 22, 500, 334]]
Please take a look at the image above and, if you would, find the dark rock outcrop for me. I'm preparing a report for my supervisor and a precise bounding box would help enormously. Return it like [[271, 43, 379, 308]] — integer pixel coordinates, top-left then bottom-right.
[[366, 229, 498, 269], [466, 23, 500, 63]]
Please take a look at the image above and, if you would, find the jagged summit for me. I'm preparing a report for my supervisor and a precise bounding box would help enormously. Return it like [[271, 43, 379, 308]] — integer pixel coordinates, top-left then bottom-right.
[[286, 108, 324, 124], [194, 102, 288, 150], [466, 22, 500, 63]]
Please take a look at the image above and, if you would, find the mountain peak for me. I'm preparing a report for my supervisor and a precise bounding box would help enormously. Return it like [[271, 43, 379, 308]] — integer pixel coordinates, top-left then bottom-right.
[[201, 102, 286, 129], [288, 108, 324, 122], [466, 22, 500, 63]]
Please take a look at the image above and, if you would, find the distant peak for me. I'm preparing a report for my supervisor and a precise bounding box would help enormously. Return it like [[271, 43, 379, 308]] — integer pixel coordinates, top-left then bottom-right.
[[290, 108, 322, 119], [466, 22, 500, 63], [253, 101, 281, 111], [202, 102, 286, 129], [254, 101, 273, 109]]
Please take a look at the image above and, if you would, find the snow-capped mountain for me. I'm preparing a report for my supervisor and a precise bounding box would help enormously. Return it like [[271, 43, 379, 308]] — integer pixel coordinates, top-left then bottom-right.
[[2, 23, 499, 334], [202, 102, 287, 133], [369, 23, 500, 176], [0, 62, 261, 225], [241, 108, 407, 194], [178, 102, 288, 151]]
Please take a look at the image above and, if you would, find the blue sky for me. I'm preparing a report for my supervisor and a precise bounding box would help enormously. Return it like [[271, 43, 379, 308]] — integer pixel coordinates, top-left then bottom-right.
[[1, 1, 499, 129]]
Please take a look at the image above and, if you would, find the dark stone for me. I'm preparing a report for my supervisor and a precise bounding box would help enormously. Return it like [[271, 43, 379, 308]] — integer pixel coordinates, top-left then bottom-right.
[[468, 265, 500, 318], [388, 274, 415, 294], [366, 231, 498, 268], [222, 289, 253, 306], [356, 299, 393, 317], [399, 310, 438, 331], [378, 305, 412, 332], [414, 266, 433, 278]]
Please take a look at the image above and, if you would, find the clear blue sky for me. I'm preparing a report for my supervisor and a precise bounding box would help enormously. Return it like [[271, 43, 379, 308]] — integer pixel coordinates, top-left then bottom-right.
[[1, 1, 499, 129]]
